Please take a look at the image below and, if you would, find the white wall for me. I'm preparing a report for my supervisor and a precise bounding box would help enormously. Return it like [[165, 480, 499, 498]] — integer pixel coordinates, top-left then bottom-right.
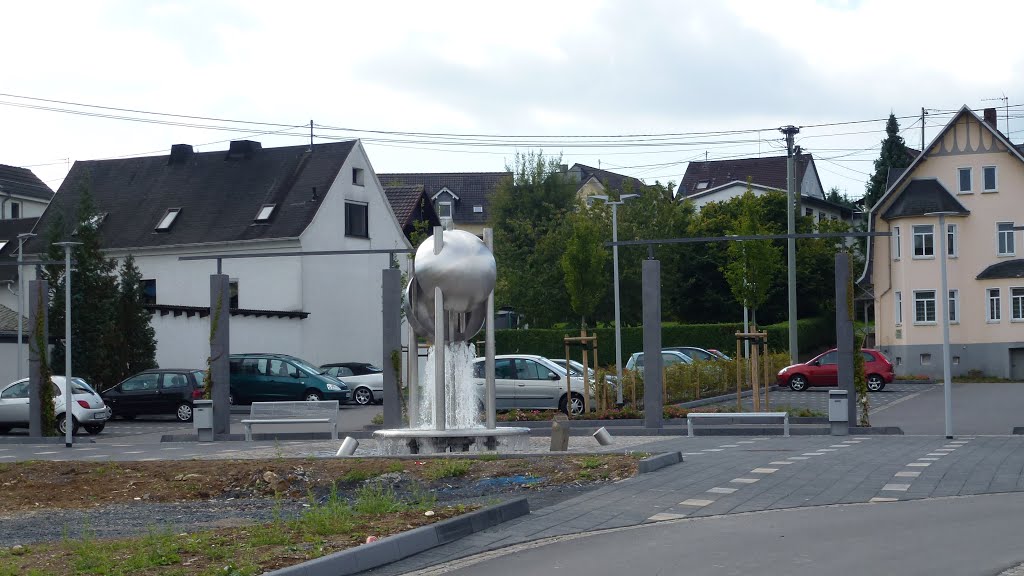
[[801, 160, 825, 199], [149, 312, 304, 369], [0, 341, 23, 386], [2, 196, 48, 219]]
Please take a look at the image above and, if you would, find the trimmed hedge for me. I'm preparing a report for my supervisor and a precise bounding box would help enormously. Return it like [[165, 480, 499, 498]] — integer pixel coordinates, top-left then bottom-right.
[[494, 316, 835, 366]]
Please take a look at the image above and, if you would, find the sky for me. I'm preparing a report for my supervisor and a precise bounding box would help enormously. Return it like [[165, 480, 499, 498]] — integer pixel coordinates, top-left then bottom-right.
[[4, 0, 1024, 199]]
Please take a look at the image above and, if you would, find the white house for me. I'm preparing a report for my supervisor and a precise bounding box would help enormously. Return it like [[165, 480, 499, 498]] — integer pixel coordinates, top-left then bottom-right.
[[25, 139, 412, 374], [0, 164, 53, 220]]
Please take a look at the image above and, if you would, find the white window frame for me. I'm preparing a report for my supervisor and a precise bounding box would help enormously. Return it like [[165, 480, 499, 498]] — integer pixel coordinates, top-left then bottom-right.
[[946, 223, 958, 258], [913, 289, 937, 325], [957, 167, 973, 193], [894, 291, 903, 326], [997, 222, 1015, 256], [948, 289, 959, 324], [913, 224, 934, 259], [155, 208, 181, 231], [987, 288, 1002, 323], [1011, 287, 1024, 322], [437, 201, 452, 219], [254, 204, 275, 222], [892, 225, 901, 260], [982, 165, 998, 192]]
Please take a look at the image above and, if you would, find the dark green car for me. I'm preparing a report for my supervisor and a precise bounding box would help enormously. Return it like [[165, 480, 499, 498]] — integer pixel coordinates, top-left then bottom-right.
[[228, 353, 350, 404]]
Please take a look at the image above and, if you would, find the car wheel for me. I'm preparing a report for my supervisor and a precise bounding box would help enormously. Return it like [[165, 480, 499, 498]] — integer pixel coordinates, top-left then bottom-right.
[[84, 423, 105, 435], [176, 402, 194, 422], [867, 375, 886, 392], [56, 415, 80, 435], [353, 387, 374, 405], [788, 374, 809, 391], [559, 393, 585, 416], [304, 390, 324, 402]]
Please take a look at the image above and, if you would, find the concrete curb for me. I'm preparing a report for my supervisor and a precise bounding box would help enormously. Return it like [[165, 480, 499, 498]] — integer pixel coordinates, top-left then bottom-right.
[[264, 498, 530, 576], [0, 437, 96, 444], [638, 451, 683, 473]]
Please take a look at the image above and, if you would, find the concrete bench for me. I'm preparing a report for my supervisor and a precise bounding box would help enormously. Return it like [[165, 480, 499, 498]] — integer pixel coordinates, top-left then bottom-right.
[[241, 400, 340, 441], [687, 411, 789, 437]]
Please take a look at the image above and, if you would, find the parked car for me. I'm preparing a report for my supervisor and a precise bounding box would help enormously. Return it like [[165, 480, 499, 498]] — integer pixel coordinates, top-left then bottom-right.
[[776, 348, 894, 392], [321, 362, 383, 405], [624, 350, 693, 372], [471, 354, 590, 415], [548, 359, 619, 388], [102, 368, 205, 422], [707, 349, 732, 361], [0, 376, 110, 435], [663, 346, 720, 362], [229, 353, 350, 404]]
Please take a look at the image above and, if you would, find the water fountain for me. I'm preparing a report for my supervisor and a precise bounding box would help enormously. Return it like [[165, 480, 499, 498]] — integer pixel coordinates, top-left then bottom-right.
[[373, 228, 530, 455]]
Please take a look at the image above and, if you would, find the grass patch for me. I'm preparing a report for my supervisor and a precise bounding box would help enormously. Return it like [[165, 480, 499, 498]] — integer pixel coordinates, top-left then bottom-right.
[[423, 459, 472, 481], [341, 469, 376, 483], [476, 453, 500, 462], [579, 457, 604, 470]]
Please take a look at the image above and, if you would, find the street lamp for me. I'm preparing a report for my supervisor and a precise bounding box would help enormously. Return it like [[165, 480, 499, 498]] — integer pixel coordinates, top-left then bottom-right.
[[924, 211, 962, 439], [54, 241, 81, 448], [15, 232, 36, 380], [590, 193, 639, 406]]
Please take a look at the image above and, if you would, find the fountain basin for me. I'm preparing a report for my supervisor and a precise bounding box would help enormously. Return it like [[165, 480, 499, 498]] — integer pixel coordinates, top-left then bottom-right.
[[373, 427, 531, 455]]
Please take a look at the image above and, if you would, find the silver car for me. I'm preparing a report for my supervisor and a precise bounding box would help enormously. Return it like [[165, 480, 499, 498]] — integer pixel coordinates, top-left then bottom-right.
[[0, 376, 111, 435], [321, 362, 384, 405], [624, 350, 693, 371], [471, 354, 590, 415]]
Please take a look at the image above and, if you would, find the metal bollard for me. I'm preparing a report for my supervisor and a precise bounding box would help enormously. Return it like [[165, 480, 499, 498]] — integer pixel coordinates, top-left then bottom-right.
[[336, 436, 360, 456], [593, 426, 614, 446]]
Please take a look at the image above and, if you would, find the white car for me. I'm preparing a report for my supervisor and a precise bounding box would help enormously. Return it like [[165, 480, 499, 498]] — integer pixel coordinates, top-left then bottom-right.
[[624, 350, 693, 372], [321, 362, 384, 405], [472, 354, 591, 415], [0, 376, 111, 435]]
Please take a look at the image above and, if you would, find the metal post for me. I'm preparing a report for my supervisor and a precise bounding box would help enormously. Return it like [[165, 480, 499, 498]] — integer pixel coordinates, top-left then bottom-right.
[[28, 279, 47, 437], [938, 213, 953, 438], [209, 274, 231, 436], [781, 125, 800, 364], [433, 286, 445, 431], [54, 243, 80, 447], [835, 252, 856, 426], [483, 228, 497, 429], [642, 259, 662, 429], [407, 259, 419, 429], [382, 268, 402, 428], [611, 203, 624, 406], [15, 233, 35, 380]]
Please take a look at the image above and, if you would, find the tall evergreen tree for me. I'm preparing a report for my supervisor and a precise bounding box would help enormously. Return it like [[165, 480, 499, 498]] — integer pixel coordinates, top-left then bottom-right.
[[864, 113, 911, 210], [107, 255, 158, 386], [44, 184, 119, 390]]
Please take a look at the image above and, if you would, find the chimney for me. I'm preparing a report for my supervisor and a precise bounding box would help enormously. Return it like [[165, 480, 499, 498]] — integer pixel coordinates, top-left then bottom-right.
[[983, 108, 998, 130], [167, 144, 193, 165], [225, 140, 262, 160]]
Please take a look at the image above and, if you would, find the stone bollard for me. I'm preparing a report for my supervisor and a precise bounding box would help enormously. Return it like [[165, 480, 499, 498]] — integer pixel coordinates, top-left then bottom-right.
[[550, 413, 570, 452]]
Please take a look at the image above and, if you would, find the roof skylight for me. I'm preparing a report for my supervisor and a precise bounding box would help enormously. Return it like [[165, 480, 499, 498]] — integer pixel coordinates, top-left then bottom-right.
[[0, 241, 7, 252], [155, 208, 181, 231], [255, 204, 276, 222]]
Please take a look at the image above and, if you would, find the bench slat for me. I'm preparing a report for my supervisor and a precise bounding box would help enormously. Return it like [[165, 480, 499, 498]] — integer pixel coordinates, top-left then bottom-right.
[[243, 401, 340, 441]]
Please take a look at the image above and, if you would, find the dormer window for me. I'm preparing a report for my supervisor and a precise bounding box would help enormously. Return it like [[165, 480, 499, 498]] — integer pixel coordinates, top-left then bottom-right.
[[473, 205, 483, 213], [255, 204, 275, 222], [696, 181, 709, 190], [438, 202, 452, 219], [155, 208, 181, 231]]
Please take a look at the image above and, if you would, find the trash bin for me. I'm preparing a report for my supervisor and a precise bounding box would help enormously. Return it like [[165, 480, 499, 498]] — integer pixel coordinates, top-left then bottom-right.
[[828, 390, 848, 436], [193, 399, 214, 442]]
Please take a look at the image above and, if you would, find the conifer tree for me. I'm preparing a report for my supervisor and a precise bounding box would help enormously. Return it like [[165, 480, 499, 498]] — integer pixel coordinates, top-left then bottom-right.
[[864, 113, 912, 210]]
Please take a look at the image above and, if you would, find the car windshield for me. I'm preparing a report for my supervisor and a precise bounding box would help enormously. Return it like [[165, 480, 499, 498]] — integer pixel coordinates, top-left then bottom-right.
[[71, 378, 97, 395], [364, 365, 383, 373], [287, 358, 322, 375]]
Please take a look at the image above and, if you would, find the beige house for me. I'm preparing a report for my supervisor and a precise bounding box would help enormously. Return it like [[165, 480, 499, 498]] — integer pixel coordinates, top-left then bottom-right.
[[864, 106, 1024, 379]]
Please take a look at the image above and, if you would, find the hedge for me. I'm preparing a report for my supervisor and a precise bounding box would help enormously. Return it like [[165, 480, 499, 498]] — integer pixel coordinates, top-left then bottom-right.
[[493, 316, 836, 367]]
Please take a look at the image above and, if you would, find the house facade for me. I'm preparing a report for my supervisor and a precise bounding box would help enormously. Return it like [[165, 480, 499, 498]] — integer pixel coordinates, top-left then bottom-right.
[[379, 172, 509, 237], [866, 106, 1024, 380], [26, 139, 411, 372], [0, 164, 53, 220]]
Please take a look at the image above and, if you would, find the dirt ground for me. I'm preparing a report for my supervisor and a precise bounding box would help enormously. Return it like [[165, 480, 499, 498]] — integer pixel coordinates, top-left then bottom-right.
[[0, 455, 640, 514]]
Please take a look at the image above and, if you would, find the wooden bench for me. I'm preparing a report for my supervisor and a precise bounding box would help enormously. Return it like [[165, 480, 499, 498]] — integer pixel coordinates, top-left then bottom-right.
[[686, 412, 789, 437], [241, 401, 340, 441]]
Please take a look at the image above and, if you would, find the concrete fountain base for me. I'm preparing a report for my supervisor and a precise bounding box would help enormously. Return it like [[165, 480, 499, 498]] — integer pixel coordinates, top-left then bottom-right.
[[373, 427, 531, 455]]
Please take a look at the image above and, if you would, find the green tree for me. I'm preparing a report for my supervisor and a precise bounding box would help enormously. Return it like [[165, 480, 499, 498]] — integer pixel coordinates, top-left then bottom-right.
[[864, 113, 911, 210], [490, 151, 577, 327], [560, 204, 610, 329], [825, 186, 856, 209], [104, 255, 158, 387], [721, 187, 782, 323], [43, 185, 119, 390]]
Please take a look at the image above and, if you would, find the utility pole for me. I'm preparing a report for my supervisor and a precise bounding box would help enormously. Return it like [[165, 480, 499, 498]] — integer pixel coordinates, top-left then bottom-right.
[[780, 125, 800, 364], [921, 107, 927, 151]]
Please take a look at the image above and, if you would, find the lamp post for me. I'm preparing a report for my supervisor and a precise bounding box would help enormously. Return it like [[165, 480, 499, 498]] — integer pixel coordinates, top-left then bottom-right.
[[590, 193, 639, 406], [54, 242, 81, 448], [15, 233, 36, 380], [924, 212, 959, 439]]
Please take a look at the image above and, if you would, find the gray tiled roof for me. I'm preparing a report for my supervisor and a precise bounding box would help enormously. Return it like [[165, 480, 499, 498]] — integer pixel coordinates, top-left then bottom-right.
[[0, 164, 54, 201], [0, 217, 39, 283], [977, 259, 1024, 280], [880, 179, 969, 220], [378, 172, 509, 225], [26, 140, 356, 252], [679, 154, 813, 198], [568, 164, 652, 195], [0, 304, 23, 332]]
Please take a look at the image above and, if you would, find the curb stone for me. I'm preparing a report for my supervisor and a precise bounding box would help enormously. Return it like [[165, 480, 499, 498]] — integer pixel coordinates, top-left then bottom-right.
[[638, 451, 683, 474], [264, 498, 530, 576]]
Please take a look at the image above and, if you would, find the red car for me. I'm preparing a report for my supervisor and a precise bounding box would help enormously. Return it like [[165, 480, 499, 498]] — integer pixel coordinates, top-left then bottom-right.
[[776, 348, 894, 392]]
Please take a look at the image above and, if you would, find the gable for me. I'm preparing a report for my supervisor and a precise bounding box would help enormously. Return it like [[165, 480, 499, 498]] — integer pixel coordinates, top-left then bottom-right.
[[0, 164, 54, 202]]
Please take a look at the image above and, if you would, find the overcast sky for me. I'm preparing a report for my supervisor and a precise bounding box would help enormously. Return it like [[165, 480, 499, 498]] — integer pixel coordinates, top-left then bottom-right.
[[4, 0, 1024, 199]]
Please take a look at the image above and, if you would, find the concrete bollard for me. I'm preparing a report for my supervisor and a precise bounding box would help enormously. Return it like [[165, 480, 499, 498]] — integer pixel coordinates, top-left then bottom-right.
[[550, 414, 570, 452], [336, 436, 360, 456], [593, 426, 614, 446]]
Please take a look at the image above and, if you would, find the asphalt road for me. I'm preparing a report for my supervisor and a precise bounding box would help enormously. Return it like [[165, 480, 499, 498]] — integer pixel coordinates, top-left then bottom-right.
[[429, 492, 1024, 576], [872, 382, 1024, 435]]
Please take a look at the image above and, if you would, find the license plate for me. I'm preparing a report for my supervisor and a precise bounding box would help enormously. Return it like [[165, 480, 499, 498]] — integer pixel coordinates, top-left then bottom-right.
[[94, 413, 106, 420]]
